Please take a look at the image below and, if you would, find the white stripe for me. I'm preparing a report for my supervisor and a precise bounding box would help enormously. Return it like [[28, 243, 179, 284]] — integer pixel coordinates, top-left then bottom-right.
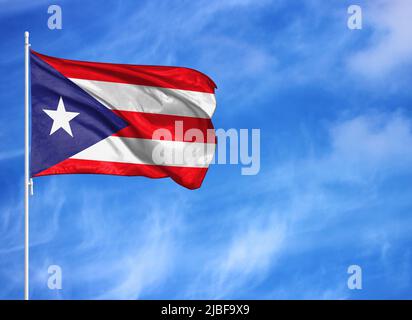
[[71, 136, 216, 168], [70, 78, 216, 119]]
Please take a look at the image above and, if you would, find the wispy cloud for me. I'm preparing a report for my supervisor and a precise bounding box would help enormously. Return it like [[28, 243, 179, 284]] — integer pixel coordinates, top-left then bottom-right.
[[27, 183, 188, 299], [185, 110, 412, 299], [1, 0, 412, 300], [348, 0, 412, 78], [187, 210, 286, 298]]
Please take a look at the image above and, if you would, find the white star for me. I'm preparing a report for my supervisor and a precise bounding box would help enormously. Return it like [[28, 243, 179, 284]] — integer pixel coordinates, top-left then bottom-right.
[[43, 97, 79, 137]]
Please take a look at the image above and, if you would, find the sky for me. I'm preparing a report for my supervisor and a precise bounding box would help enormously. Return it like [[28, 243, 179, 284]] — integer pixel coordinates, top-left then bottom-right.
[[1, 0, 412, 299]]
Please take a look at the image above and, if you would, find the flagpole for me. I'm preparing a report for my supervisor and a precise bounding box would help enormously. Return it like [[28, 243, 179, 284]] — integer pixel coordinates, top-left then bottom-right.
[[24, 31, 30, 301]]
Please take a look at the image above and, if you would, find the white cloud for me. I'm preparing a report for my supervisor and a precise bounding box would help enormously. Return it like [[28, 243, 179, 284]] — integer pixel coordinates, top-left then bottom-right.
[[93, 209, 177, 299], [186, 210, 286, 298], [0, 179, 64, 255], [3, 1, 412, 299], [272, 111, 412, 248], [4, 111, 411, 299], [348, 0, 412, 77], [329, 111, 412, 170], [188, 110, 412, 298], [45, 190, 184, 299]]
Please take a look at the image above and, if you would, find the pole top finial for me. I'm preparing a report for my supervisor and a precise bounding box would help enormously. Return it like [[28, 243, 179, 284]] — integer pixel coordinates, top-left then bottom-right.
[[24, 31, 30, 46]]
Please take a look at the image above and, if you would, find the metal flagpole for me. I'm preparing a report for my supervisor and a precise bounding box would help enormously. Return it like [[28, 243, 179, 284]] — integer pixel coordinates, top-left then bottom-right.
[[24, 31, 31, 301]]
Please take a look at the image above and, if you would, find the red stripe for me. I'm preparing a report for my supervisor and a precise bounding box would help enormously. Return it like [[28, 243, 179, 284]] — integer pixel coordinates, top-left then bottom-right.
[[31, 50, 216, 94], [113, 111, 216, 143], [34, 159, 208, 190]]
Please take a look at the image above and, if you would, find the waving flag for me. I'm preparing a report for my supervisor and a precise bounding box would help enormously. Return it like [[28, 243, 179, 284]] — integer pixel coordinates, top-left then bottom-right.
[[30, 50, 217, 189]]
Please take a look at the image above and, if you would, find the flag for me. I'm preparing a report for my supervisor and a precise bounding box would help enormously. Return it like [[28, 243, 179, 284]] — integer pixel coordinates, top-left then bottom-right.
[[30, 50, 217, 189]]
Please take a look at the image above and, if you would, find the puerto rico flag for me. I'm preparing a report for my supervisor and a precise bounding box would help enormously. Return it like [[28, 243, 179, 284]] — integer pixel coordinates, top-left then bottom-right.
[[30, 50, 217, 189]]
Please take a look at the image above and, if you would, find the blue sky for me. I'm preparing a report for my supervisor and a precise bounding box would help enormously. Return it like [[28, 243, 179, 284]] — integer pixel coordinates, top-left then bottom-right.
[[1, 0, 412, 299]]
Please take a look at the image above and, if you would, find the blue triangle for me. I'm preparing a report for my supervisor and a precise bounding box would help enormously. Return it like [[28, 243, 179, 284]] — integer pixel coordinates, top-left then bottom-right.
[[30, 51, 128, 176]]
